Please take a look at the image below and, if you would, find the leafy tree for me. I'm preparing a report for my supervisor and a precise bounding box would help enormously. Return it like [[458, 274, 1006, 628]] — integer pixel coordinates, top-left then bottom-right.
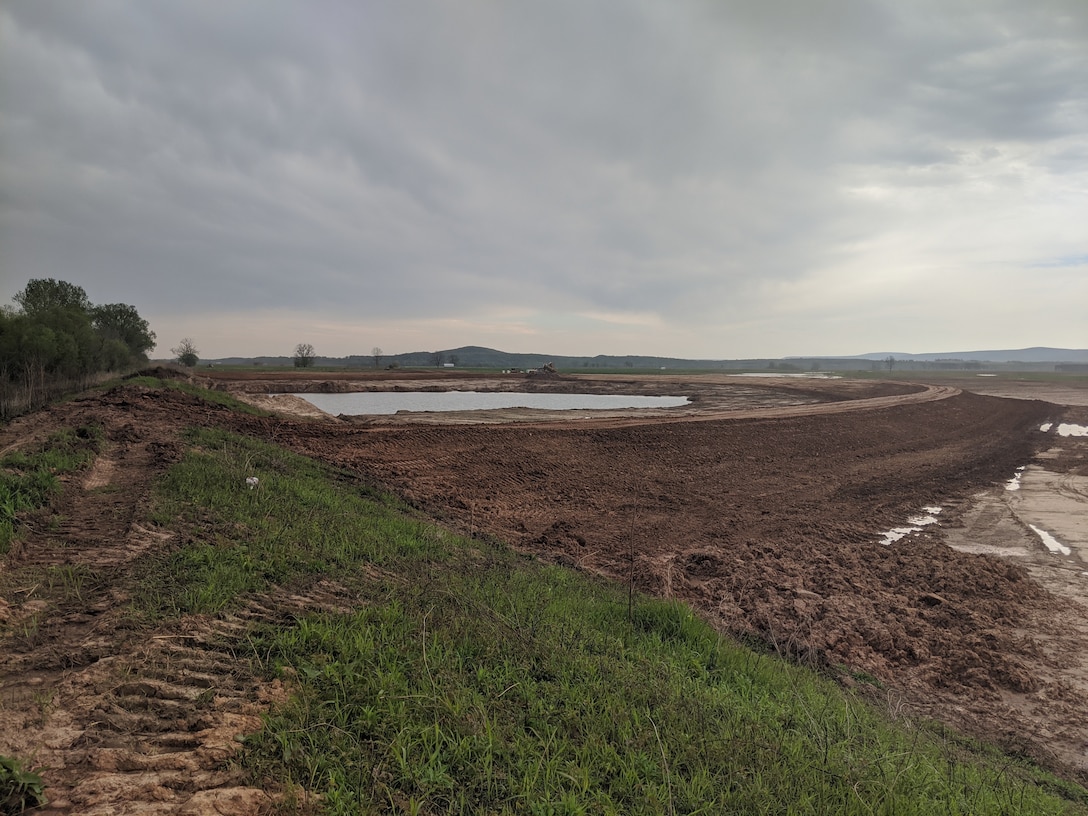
[[13, 279, 91, 317], [2, 278, 157, 418], [172, 338, 199, 367], [92, 303, 156, 358], [16, 322, 58, 384], [293, 343, 315, 368], [98, 338, 132, 372]]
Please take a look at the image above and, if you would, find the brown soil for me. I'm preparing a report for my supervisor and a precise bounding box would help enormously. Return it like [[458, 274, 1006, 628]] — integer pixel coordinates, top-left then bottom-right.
[[2, 371, 1087, 811]]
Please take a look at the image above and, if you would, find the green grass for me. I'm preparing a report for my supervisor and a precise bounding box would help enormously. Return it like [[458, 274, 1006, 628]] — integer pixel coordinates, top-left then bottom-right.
[[0, 425, 102, 554], [135, 422, 1088, 815], [133, 426, 442, 616]]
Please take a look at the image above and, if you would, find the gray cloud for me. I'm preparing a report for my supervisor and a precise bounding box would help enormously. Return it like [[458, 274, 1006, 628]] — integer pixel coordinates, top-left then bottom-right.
[[1, 0, 1085, 357]]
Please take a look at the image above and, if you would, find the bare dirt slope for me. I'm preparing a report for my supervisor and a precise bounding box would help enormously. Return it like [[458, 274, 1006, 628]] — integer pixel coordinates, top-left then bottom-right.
[[1, 372, 1086, 811]]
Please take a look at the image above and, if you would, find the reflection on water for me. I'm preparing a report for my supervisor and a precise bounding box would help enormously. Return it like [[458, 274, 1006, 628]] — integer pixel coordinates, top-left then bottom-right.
[[878, 506, 943, 545], [291, 391, 689, 416], [1040, 422, 1088, 437]]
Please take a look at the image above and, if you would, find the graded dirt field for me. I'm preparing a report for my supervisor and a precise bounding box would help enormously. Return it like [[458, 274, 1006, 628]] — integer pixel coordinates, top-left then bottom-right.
[[2, 369, 1087, 811]]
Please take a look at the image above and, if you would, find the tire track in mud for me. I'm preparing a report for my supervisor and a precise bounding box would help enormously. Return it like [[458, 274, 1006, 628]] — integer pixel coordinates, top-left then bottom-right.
[[0, 404, 361, 814], [1, 581, 358, 815]]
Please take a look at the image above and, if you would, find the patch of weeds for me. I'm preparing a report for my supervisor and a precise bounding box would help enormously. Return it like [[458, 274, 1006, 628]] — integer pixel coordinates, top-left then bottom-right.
[[244, 547, 1088, 815], [133, 427, 448, 617], [17, 613, 43, 650], [0, 754, 47, 814], [31, 690, 54, 726], [44, 564, 91, 603], [0, 425, 102, 554]]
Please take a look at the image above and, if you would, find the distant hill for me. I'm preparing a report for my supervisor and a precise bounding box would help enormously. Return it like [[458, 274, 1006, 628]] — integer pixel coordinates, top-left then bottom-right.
[[204, 346, 745, 371], [196, 345, 1088, 371], [845, 347, 1088, 363]]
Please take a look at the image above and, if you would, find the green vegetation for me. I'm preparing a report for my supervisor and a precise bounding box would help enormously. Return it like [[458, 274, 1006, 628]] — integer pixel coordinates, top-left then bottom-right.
[[294, 342, 316, 368], [135, 419, 1088, 814], [171, 336, 199, 367], [0, 278, 156, 418], [0, 754, 47, 814], [0, 425, 102, 554], [134, 426, 417, 616]]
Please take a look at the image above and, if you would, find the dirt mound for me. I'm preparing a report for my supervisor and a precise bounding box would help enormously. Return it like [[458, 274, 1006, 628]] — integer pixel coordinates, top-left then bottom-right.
[[126, 366, 193, 382], [526, 362, 561, 379]]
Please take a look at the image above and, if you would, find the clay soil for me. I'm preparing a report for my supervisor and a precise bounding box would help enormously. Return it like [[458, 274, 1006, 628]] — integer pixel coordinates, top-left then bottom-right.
[[2, 369, 1088, 812]]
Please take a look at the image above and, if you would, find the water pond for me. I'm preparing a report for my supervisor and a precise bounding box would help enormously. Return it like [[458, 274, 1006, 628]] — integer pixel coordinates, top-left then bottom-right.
[[290, 391, 690, 416]]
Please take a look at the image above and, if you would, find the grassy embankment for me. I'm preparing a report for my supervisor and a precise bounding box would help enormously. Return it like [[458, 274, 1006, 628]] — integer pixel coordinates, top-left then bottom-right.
[[4, 380, 1088, 814]]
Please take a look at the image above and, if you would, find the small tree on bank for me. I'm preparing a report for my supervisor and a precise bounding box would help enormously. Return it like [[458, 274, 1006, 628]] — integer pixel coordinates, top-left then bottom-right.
[[293, 343, 315, 368], [172, 338, 199, 367]]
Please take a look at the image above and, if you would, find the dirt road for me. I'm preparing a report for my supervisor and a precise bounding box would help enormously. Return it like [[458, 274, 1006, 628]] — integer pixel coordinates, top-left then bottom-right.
[[1, 371, 1086, 811]]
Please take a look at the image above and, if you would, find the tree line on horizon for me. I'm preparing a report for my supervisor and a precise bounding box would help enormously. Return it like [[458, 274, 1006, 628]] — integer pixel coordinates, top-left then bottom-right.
[[0, 278, 156, 419]]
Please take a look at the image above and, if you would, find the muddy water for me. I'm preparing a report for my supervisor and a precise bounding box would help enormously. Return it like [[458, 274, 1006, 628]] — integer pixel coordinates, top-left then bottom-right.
[[290, 391, 691, 415], [943, 425, 1088, 588], [936, 418, 1088, 775]]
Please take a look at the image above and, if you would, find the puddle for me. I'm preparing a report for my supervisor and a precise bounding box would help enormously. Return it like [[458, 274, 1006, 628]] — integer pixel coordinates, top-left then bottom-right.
[[1028, 524, 1072, 556], [943, 460, 1088, 582], [947, 541, 1034, 557], [736, 372, 842, 379], [1006, 466, 1025, 491], [1040, 422, 1088, 437], [289, 391, 690, 415], [878, 506, 943, 545]]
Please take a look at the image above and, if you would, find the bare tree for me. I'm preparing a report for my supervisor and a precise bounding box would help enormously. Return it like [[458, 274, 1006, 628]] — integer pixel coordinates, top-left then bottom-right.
[[372, 346, 382, 369], [293, 343, 316, 368], [431, 351, 446, 368], [172, 338, 199, 367]]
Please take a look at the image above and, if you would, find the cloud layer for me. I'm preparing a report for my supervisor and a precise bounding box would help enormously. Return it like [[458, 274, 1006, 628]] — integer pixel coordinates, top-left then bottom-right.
[[2, 1, 1086, 358]]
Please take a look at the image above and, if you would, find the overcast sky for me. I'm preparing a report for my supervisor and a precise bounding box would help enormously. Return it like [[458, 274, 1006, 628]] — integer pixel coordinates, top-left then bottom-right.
[[1, 1, 1085, 360]]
